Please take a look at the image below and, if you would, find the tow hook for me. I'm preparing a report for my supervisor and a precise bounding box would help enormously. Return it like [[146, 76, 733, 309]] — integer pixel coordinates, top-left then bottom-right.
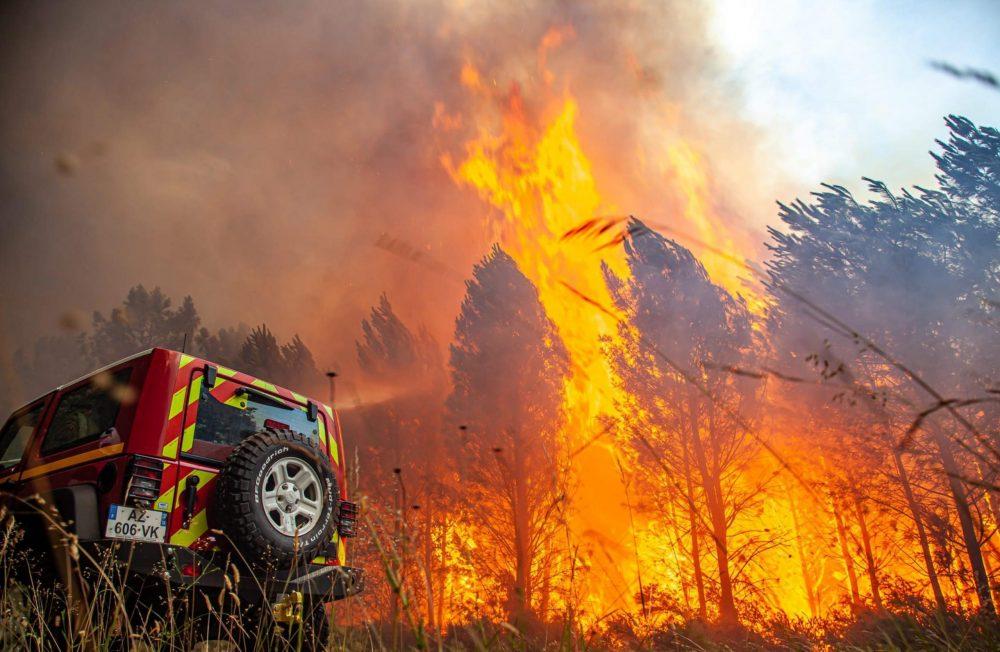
[[272, 591, 303, 624]]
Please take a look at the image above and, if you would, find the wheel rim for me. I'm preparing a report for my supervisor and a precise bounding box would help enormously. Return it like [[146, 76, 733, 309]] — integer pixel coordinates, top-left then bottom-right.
[[260, 457, 324, 537]]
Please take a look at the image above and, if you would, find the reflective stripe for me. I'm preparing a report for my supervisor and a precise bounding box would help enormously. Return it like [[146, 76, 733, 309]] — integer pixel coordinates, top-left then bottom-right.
[[179, 354, 196, 369], [180, 423, 197, 452], [168, 385, 188, 420], [169, 469, 216, 545], [179, 377, 203, 452], [317, 418, 328, 450], [162, 438, 179, 458], [251, 379, 279, 394], [170, 509, 208, 547], [224, 393, 246, 409], [21, 444, 125, 480], [156, 485, 176, 511]]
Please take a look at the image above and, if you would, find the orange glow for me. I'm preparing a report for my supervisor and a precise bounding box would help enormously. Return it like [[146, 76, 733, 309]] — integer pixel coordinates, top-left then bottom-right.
[[442, 78, 639, 619], [431, 35, 957, 629]]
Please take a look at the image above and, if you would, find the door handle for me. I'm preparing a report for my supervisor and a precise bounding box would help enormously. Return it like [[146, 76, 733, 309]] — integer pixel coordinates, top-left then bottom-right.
[[181, 475, 200, 527]]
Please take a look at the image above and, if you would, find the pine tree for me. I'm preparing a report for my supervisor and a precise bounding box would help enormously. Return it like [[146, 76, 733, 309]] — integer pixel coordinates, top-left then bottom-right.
[[195, 323, 250, 367], [764, 116, 1000, 614], [90, 285, 200, 363], [238, 324, 285, 381], [604, 219, 761, 625], [446, 245, 569, 621]]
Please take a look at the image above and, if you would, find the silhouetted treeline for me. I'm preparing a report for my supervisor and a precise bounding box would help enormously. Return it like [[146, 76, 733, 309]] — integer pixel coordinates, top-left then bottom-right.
[[5, 284, 323, 411]]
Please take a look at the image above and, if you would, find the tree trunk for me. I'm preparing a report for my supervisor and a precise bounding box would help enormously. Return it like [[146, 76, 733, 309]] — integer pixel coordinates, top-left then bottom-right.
[[688, 394, 737, 624], [424, 477, 436, 631], [788, 488, 818, 617], [666, 497, 694, 614], [538, 540, 552, 621], [850, 487, 884, 611], [832, 494, 862, 609], [680, 417, 707, 620], [437, 517, 448, 631], [510, 430, 532, 620], [932, 429, 995, 614], [892, 448, 947, 611]]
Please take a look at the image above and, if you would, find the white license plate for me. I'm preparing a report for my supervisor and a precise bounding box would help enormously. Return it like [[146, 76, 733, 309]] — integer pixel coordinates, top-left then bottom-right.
[[105, 504, 168, 543]]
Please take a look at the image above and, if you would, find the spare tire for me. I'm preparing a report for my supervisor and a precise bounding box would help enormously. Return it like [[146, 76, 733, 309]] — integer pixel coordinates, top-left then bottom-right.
[[215, 428, 338, 569]]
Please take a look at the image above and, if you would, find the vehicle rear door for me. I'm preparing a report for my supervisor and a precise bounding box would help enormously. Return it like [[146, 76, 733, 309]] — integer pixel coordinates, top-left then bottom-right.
[[167, 365, 326, 550]]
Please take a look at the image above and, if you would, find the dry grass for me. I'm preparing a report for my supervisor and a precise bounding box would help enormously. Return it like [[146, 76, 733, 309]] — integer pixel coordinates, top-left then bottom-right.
[[2, 494, 1000, 651]]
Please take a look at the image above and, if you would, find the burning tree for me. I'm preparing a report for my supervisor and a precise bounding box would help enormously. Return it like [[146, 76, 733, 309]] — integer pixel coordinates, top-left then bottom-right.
[[446, 245, 570, 622], [764, 116, 1000, 614], [603, 219, 765, 625]]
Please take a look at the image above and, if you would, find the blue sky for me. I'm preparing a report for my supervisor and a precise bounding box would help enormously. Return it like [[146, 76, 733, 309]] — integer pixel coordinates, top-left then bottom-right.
[[709, 0, 1000, 196]]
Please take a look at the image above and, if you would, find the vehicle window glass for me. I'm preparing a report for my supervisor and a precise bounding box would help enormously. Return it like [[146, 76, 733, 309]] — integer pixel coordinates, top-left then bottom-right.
[[0, 403, 46, 471], [42, 368, 133, 455], [191, 386, 318, 462]]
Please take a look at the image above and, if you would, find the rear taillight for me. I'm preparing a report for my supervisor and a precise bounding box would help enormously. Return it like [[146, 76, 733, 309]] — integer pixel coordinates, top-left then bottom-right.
[[125, 456, 164, 508], [338, 500, 359, 538]]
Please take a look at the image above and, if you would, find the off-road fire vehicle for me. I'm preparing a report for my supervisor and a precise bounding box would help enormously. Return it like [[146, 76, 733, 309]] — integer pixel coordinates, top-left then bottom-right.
[[0, 347, 361, 625]]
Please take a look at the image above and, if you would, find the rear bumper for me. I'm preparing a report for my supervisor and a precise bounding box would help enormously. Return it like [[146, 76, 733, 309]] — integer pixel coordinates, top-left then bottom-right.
[[106, 541, 363, 602]]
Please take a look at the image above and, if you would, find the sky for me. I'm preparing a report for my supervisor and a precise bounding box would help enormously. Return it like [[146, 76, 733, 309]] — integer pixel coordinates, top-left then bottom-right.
[[0, 0, 997, 385], [710, 0, 1000, 196]]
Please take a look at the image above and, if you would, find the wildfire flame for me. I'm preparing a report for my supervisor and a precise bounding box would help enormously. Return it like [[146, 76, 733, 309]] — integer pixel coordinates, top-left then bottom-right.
[[436, 24, 779, 620], [443, 80, 638, 616], [434, 30, 932, 625]]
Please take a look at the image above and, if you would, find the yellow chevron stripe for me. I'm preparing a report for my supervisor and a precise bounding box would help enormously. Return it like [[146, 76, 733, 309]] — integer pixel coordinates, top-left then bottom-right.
[[21, 444, 124, 480], [179, 354, 196, 369], [224, 393, 246, 409], [162, 437, 179, 458], [155, 485, 176, 512], [323, 405, 334, 419], [317, 418, 328, 450], [168, 384, 188, 420], [169, 469, 216, 545], [189, 376, 203, 404], [170, 509, 208, 547], [290, 390, 306, 404], [251, 379, 278, 394], [180, 423, 197, 452]]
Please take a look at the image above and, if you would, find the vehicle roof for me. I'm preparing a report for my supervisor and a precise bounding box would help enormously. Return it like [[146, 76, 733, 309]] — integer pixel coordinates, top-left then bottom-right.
[[12, 348, 157, 411], [8, 347, 334, 418]]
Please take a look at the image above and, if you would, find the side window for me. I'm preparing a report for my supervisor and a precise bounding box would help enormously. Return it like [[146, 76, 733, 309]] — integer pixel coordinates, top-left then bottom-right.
[[0, 402, 46, 471], [42, 368, 133, 455]]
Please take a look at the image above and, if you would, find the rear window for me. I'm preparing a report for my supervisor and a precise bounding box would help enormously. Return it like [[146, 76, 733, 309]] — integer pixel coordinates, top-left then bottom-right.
[[190, 386, 319, 462], [42, 368, 133, 455]]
